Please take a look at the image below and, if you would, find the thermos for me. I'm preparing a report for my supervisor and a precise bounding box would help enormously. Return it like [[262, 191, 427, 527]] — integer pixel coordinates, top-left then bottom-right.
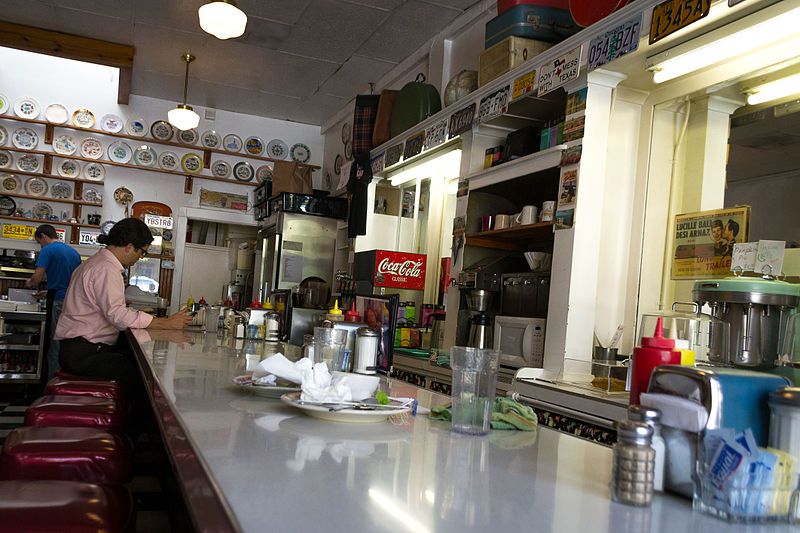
[[629, 317, 681, 405]]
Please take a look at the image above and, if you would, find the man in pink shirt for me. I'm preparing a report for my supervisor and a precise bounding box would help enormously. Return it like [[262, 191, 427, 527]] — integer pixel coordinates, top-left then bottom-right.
[[55, 218, 190, 411]]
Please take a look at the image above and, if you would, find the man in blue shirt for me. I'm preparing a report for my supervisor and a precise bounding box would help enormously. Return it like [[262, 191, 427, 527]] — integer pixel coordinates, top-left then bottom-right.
[[26, 225, 81, 380]]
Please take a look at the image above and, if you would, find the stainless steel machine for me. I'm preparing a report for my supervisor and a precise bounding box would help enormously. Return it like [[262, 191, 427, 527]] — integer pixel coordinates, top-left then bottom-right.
[[693, 276, 800, 368]]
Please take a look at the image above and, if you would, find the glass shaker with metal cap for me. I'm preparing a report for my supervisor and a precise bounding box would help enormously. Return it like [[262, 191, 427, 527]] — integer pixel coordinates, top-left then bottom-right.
[[628, 405, 665, 492], [354, 327, 380, 374], [611, 420, 655, 507]]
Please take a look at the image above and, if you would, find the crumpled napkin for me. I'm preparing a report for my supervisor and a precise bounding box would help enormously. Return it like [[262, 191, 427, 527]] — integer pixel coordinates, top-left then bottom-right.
[[253, 354, 311, 384], [300, 362, 352, 403]]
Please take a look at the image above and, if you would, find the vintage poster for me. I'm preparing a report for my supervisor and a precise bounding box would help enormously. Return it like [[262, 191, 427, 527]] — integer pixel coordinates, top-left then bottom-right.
[[199, 188, 249, 212], [555, 165, 578, 229], [671, 206, 751, 279]]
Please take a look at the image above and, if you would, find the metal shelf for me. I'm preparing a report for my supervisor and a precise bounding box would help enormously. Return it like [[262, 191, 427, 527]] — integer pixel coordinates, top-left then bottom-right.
[[0, 344, 39, 350]]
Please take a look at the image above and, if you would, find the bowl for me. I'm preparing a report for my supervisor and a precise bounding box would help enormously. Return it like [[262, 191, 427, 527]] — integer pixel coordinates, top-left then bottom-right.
[[332, 371, 379, 401]]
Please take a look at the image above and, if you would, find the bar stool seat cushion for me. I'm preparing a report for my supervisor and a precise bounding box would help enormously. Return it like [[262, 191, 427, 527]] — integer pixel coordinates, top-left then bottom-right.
[[55, 370, 118, 384], [44, 377, 125, 402], [25, 395, 125, 433], [0, 480, 134, 532], [0, 426, 132, 485]]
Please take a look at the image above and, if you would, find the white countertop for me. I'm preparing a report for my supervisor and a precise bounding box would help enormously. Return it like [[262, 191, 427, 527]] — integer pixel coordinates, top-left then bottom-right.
[[128, 330, 797, 532]]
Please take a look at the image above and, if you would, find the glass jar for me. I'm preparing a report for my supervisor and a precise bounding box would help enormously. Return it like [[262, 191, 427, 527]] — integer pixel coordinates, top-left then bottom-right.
[[628, 405, 665, 492], [611, 420, 655, 507], [354, 327, 380, 374], [302, 334, 315, 361]]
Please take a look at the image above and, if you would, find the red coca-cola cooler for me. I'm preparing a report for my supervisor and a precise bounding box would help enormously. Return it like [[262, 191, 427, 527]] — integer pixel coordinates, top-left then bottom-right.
[[353, 250, 427, 296]]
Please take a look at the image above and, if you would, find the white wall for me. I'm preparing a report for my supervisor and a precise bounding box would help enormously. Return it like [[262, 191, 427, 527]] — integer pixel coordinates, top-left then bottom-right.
[[0, 47, 324, 254]]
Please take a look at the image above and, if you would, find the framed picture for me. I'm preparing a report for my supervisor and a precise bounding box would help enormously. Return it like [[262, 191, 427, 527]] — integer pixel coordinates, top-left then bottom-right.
[[355, 293, 399, 375]]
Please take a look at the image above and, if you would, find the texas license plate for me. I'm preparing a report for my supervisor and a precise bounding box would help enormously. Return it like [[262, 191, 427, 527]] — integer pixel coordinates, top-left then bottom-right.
[[649, 0, 711, 45]]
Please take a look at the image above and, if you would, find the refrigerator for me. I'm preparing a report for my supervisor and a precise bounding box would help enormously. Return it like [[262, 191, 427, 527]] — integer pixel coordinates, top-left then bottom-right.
[[352, 250, 427, 314]]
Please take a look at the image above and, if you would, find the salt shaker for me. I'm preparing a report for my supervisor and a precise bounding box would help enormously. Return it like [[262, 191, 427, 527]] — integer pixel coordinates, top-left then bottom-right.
[[611, 420, 655, 507], [628, 405, 665, 492], [354, 327, 380, 374]]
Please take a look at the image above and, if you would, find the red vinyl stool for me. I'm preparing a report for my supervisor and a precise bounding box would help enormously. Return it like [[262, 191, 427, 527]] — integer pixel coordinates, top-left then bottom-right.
[[45, 377, 126, 402], [0, 427, 132, 485], [55, 370, 118, 383], [0, 480, 135, 532], [25, 395, 126, 433]]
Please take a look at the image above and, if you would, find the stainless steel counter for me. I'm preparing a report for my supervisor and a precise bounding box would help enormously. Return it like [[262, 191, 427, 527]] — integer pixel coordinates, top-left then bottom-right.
[[127, 329, 796, 533]]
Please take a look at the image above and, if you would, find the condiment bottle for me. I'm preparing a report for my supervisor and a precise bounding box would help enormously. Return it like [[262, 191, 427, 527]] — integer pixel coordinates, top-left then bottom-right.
[[198, 296, 207, 306], [344, 302, 360, 323], [186, 295, 195, 308], [326, 300, 344, 322], [262, 301, 280, 342], [628, 405, 665, 492], [611, 420, 655, 507], [354, 327, 380, 374], [629, 317, 680, 405]]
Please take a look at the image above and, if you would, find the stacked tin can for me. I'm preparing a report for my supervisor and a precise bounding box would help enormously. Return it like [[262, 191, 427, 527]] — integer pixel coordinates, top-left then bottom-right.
[[611, 420, 655, 507]]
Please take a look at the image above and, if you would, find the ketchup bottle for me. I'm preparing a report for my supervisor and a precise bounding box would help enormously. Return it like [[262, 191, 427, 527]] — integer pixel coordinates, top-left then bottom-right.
[[629, 317, 681, 405]]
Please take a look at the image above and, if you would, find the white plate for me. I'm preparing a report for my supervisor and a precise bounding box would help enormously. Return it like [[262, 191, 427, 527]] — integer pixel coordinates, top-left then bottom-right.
[[211, 160, 231, 178], [14, 97, 40, 119], [256, 164, 273, 182], [233, 161, 254, 182], [178, 128, 198, 145], [24, 176, 48, 196], [222, 134, 243, 153], [12, 127, 38, 150], [16, 154, 40, 173], [44, 104, 69, 124], [201, 130, 221, 149], [267, 139, 288, 160], [290, 143, 310, 163], [133, 145, 157, 167], [57, 159, 81, 178], [150, 120, 174, 141], [126, 118, 148, 137], [0, 94, 9, 115], [244, 136, 264, 155], [158, 151, 180, 171], [80, 138, 104, 160], [83, 162, 105, 181], [107, 141, 133, 163], [0, 174, 21, 193], [83, 187, 102, 203], [101, 114, 124, 133], [72, 108, 95, 128], [181, 153, 203, 174], [280, 392, 413, 423], [231, 375, 300, 399], [0, 151, 12, 169], [0, 125, 6, 146], [50, 181, 72, 199], [53, 134, 78, 155]]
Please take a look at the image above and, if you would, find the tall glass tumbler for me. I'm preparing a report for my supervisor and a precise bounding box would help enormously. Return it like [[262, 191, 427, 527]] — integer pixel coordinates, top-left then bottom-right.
[[313, 327, 349, 371], [450, 346, 499, 435]]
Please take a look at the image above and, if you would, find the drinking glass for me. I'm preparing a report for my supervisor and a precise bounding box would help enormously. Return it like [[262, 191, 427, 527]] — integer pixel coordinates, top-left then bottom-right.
[[313, 327, 349, 371], [450, 346, 499, 435]]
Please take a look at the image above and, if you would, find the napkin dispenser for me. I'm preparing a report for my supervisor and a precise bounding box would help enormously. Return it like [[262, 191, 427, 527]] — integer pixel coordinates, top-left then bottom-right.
[[642, 365, 790, 498]]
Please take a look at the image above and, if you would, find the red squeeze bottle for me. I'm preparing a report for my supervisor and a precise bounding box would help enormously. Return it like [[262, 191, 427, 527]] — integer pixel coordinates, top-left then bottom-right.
[[629, 317, 681, 405]]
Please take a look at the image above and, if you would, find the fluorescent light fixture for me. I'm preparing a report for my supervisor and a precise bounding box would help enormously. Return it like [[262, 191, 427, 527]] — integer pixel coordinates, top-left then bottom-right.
[[388, 149, 461, 187], [368, 488, 431, 533], [647, 6, 800, 84], [198, 0, 247, 40], [168, 54, 200, 131], [746, 73, 800, 105]]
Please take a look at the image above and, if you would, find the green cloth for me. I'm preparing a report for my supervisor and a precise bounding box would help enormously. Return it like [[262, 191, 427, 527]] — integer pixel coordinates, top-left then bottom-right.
[[429, 397, 538, 431]]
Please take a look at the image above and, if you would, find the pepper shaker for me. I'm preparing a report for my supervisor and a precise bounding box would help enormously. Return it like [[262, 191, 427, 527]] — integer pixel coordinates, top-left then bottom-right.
[[611, 420, 655, 507], [628, 405, 665, 492]]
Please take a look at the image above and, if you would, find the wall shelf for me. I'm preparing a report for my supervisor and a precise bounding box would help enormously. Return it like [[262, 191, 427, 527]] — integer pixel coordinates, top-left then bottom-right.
[[466, 145, 566, 191], [0, 214, 100, 229], [1, 191, 101, 207], [465, 221, 554, 251], [2, 167, 104, 186], [0, 113, 320, 170]]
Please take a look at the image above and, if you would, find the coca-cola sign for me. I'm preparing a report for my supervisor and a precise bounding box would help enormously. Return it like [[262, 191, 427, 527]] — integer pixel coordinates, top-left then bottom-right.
[[374, 251, 427, 290]]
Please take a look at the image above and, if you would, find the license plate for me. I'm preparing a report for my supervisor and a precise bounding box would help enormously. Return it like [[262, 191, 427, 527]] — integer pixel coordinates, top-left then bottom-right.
[[512, 70, 537, 100], [448, 103, 476, 139], [649, 0, 711, 45], [403, 131, 425, 160], [477, 85, 510, 124], [424, 119, 447, 150], [588, 15, 642, 71]]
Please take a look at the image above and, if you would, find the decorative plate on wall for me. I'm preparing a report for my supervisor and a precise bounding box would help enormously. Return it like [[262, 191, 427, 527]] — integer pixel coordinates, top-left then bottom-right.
[[341, 122, 351, 144], [158, 151, 180, 171], [57, 159, 81, 178], [24, 176, 48, 196], [12, 127, 38, 150], [178, 128, 199, 145], [126, 118, 148, 137], [150, 120, 174, 141], [211, 160, 231, 178], [16, 154, 40, 173], [290, 143, 310, 163], [0, 94, 9, 115], [107, 141, 133, 164], [53, 134, 78, 155], [44, 104, 69, 124], [113, 187, 133, 205], [0, 174, 21, 194], [133, 145, 157, 167], [222, 134, 243, 153], [266, 139, 288, 160], [72, 108, 95, 128], [181, 153, 203, 174], [101, 114, 124, 133], [201, 130, 221, 149], [80, 138, 104, 160], [83, 187, 102, 203], [0, 125, 6, 146], [0, 195, 16, 216], [255, 164, 273, 182], [32, 203, 52, 220], [0, 151, 12, 169], [245, 136, 265, 155], [232, 161, 254, 182], [333, 154, 343, 175], [51, 181, 72, 199], [83, 162, 105, 181], [100, 220, 116, 234], [344, 140, 353, 161], [14, 97, 40, 119]]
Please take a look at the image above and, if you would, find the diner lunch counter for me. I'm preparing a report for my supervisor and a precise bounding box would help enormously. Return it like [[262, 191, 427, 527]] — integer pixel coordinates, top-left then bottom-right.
[[126, 329, 797, 532]]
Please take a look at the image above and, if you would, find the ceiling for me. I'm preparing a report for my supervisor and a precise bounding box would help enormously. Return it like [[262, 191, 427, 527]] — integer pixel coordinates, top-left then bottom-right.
[[0, 0, 484, 126]]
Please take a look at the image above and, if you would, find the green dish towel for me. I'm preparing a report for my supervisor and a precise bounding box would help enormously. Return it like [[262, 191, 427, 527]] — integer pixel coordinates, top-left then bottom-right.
[[429, 397, 538, 431]]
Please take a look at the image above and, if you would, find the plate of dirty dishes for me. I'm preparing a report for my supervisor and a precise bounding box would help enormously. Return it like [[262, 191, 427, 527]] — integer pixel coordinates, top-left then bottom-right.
[[231, 374, 300, 399], [280, 392, 413, 423]]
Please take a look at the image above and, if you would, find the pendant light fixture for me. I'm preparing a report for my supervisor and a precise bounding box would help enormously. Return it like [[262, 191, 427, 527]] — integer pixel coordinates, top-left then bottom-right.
[[168, 53, 200, 132], [198, 0, 247, 40]]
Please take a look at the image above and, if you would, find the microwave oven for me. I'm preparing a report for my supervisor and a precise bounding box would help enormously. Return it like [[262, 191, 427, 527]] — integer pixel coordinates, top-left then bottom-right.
[[493, 316, 546, 368]]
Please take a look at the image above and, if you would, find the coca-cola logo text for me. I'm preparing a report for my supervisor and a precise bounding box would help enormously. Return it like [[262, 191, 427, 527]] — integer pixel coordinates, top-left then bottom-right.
[[378, 258, 423, 278]]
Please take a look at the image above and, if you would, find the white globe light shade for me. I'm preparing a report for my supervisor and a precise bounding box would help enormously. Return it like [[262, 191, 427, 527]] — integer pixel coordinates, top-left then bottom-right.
[[198, 1, 247, 39], [168, 105, 200, 131]]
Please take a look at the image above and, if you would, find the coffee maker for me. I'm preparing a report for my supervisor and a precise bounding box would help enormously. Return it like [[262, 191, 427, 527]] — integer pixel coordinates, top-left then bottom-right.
[[465, 289, 495, 349]]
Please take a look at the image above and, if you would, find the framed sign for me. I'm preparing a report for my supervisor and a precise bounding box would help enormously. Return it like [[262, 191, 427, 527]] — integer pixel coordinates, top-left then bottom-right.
[[671, 206, 751, 279]]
